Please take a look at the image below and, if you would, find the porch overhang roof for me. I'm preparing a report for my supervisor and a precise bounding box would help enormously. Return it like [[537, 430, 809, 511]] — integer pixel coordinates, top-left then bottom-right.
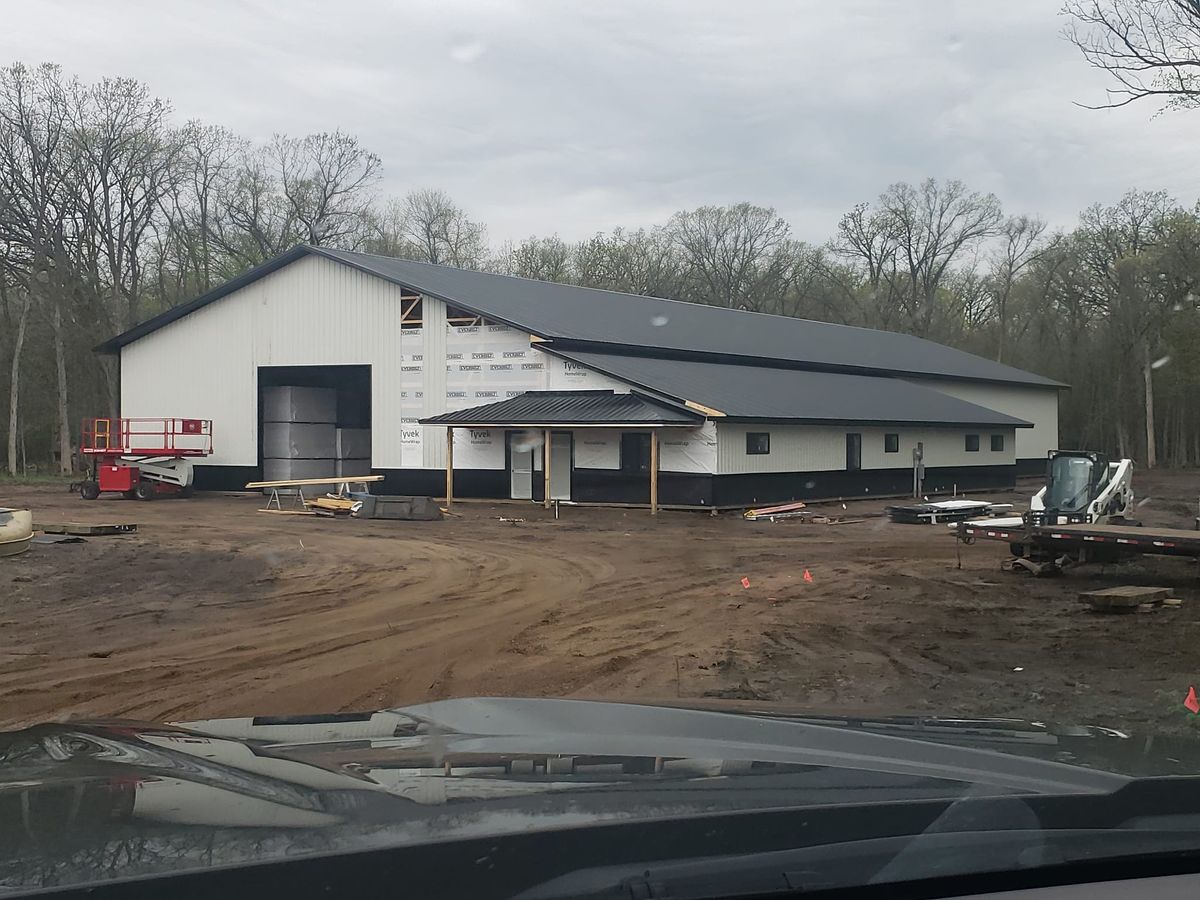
[[418, 390, 703, 428]]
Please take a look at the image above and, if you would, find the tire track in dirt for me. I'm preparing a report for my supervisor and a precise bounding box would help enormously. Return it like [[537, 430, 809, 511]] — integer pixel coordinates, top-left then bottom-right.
[[7, 480, 1200, 735]]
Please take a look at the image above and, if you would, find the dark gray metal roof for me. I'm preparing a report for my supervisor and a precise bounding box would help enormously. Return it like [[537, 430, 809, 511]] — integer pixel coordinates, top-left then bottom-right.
[[550, 350, 1034, 428], [95, 245, 1063, 389], [419, 390, 702, 427]]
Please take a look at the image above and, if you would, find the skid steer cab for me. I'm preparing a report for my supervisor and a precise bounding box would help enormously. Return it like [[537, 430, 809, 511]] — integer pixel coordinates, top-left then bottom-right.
[[1026, 450, 1134, 527], [74, 417, 213, 501]]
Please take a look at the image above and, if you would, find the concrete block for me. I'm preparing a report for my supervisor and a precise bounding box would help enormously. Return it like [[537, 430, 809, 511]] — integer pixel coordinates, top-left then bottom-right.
[[262, 458, 339, 495], [336, 458, 372, 478], [263, 423, 336, 459], [262, 386, 336, 424], [336, 428, 371, 460]]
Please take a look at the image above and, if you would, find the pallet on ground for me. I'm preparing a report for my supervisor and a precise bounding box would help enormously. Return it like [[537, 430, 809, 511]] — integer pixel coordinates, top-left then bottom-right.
[[1080, 585, 1171, 613]]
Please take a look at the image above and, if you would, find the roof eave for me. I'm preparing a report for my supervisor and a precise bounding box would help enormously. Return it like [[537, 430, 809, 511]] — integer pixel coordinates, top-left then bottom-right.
[[418, 419, 697, 427], [718, 416, 1035, 428]]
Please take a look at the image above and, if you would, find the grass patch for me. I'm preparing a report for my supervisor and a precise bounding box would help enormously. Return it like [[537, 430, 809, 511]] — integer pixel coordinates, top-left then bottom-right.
[[0, 472, 76, 486]]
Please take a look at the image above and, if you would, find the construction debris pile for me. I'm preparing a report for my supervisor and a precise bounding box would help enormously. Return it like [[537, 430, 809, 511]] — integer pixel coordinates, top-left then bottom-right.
[[886, 499, 1014, 525], [743, 501, 861, 525]]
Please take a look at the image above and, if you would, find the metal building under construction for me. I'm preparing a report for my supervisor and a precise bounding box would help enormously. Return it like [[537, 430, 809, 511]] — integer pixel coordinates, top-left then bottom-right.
[[96, 245, 1062, 509]]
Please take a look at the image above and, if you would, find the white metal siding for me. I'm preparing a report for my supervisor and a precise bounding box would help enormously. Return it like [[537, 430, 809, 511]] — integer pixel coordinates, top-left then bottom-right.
[[715, 423, 1015, 475], [906, 379, 1059, 461], [122, 254, 408, 467], [120, 254, 648, 472], [420, 297, 448, 468]]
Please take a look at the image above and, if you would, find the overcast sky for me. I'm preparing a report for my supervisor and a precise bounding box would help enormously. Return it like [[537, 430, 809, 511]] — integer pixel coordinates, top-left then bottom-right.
[[4, 0, 1199, 245]]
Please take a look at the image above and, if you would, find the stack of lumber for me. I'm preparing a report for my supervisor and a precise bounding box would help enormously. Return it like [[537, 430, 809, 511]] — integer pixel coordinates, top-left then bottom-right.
[[744, 500, 807, 521], [1080, 585, 1171, 614], [308, 496, 358, 518]]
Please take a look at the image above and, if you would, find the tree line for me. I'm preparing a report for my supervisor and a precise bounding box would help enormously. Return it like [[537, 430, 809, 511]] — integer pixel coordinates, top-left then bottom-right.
[[2, 61, 1199, 476]]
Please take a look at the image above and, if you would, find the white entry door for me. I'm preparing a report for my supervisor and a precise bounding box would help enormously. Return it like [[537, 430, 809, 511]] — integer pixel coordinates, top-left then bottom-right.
[[509, 435, 533, 499], [550, 432, 572, 501]]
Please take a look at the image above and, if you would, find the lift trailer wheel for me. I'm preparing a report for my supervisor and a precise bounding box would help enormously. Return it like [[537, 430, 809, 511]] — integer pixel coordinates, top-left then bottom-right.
[[79, 480, 100, 501], [134, 481, 156, 501]]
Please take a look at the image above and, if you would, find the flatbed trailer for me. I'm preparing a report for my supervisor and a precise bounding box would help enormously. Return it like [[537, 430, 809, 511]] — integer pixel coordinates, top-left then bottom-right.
[[957, 520, 1200, 563]]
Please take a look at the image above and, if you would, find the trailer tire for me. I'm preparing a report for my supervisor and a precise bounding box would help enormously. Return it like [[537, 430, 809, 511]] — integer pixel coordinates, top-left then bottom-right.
[[134, 482, 156, 501], [179, 485, 194, 499], [1009, 542, 1026, 558], [79, 480, 100, 501]]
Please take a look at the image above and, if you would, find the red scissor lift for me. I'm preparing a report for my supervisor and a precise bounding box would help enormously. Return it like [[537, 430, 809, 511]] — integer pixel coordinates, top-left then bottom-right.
[[77, 417, 213, 500]]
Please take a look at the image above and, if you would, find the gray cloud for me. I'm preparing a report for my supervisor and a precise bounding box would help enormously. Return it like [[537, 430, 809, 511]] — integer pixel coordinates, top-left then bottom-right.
[[4, 0, 1199, 244]]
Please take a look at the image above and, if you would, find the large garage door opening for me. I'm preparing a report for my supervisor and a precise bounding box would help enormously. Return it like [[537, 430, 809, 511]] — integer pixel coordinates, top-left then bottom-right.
[[257, 365, 371, 483]]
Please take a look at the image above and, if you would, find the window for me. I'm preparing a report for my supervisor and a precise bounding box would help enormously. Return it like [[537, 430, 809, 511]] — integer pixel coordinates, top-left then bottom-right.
[[884, 433, 899, 453], [746, 432, 770, 455], [620, 433, 651, 473], [990, 434, 1005, 452], [965, 434, 980, 452]]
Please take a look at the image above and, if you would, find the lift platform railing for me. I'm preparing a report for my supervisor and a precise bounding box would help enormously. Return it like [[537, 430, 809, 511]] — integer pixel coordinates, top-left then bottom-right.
[[80, 418, 213, 458]]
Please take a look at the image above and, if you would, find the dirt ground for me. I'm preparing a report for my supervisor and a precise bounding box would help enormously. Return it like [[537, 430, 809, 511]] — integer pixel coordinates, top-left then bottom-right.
[[4, 471, 1200, 735]]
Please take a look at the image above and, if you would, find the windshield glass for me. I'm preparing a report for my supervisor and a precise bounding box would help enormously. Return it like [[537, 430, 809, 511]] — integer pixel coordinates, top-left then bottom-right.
[[1044, 455, 1098, 512], [4, 1, 1200, 896]]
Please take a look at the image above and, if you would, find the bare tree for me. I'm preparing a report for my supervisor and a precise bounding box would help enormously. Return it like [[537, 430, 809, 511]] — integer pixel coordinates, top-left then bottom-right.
[[213, 147, 298, 267], [668, 203, 792, 310], [989, 215, 1050, 362], [1063, 0, 1200, 109], [158, 123, 246, 295], [0, 63, 81, 471], [830, 202, 906, 328], [504, 235, 573, 281], [574, 227, 684, 298], [1074, 190, 1178, 465], [64, 74, 182, 424], [389, 189, 487, 267], [876, 179, 1003, 337], [272, 131, 380, 246], [2, 277, 30, 476]]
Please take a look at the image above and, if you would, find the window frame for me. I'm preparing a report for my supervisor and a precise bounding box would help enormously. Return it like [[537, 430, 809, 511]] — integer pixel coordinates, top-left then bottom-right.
[[990, 433, 1005, 452], [965, 434, 980, 453], [746, 432, 771, 455], [884, 433, 900, 454]]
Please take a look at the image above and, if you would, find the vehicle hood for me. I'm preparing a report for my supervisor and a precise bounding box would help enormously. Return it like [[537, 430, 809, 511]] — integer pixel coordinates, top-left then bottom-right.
[[3, 697, 1200, 892]]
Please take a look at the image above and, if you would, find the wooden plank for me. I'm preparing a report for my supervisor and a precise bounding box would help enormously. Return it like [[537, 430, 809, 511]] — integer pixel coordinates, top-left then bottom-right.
[[652, 432, 662, 518], [256, 509, 316, 516], [684, 399, 726, 417], [309, 497, 355, 510], [745, 500, 807, 518], [244, 476, 384, 488], [445, 426, 454, 511], [1081, 585, 1171, 613], [38, 523, 137, 535], [543, 428, 551, 510]]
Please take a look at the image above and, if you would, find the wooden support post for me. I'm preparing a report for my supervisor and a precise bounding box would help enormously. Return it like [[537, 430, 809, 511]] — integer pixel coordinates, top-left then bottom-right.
[[543, 428, 552, 510], [445, 426, 454, 510], [650, 429, 659, 516]]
